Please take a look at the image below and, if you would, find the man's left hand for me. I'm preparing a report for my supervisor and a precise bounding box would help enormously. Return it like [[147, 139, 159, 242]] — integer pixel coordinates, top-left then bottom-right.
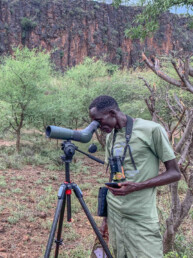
[[107, 181, 142, 196]]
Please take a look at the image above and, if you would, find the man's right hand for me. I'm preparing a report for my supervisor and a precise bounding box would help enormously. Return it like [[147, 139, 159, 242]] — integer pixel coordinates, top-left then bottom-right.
[[99, 217, 109, 242]]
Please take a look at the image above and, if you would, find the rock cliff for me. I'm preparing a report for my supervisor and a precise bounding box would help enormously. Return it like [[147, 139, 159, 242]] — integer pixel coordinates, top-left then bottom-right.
[[0, 0, 192, 71]]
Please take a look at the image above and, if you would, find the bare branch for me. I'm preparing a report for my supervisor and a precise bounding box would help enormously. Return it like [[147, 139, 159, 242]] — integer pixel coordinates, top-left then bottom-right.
[[180, 161, 190, 184], [142, 53, 193, 93], [189, 66, 193, 77], [172, 59, 193, 93], [155, 114, 170, 132], [170, 107, 186, 140], [139, 76, 158, 122], [175, 110, 193, 153], [178, 133, 193, 166], [173, 94, 185, 112], [138, 77, 153, 93], [171, 60, 185, 83], [184, 57, 190, 79], [174, 171, 193, 231], [166, 92, 178, 118], [142, 53, 182, 87]]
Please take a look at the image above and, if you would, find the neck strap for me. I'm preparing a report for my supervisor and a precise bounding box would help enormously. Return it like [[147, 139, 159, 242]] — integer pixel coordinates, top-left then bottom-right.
[[111, 115, 137, 170]]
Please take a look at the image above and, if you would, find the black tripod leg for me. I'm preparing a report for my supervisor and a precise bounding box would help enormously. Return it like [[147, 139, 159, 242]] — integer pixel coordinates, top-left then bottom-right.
[[54, 194, 66, 258], [44, 184, 67, 258], [73, 184, 113, 258]]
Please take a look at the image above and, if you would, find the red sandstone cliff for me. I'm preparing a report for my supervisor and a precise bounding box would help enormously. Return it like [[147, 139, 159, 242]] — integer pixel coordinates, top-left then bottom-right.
[[0, 0, 192, 71]]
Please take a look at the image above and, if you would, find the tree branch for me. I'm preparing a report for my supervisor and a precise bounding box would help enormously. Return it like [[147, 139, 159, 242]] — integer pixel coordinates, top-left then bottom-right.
[[170, 107, 186, 140], [189, 66, 193, 77], [142, 52, 182, 87], [178, 132, 193, 167], [142, 53, 193, 93], [175, 110, 193, 153]]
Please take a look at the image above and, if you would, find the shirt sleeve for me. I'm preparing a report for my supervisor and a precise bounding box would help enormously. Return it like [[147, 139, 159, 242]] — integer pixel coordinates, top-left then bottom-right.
[[151, 125, 176, 162]]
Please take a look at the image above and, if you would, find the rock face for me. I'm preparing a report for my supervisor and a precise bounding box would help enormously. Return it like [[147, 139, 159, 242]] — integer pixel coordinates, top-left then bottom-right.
[[0, 0, 193, 71]]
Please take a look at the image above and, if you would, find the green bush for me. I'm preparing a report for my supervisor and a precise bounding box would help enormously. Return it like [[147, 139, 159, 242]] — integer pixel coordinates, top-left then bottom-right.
[[21, 17, 37, 31]]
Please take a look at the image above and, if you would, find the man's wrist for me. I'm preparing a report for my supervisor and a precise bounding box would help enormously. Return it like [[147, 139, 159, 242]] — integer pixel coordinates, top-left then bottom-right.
[[135, 181, 147, 191]]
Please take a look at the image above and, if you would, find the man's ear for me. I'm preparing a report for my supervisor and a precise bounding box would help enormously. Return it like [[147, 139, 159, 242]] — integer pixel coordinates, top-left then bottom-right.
[[109, 109, 117, 117]]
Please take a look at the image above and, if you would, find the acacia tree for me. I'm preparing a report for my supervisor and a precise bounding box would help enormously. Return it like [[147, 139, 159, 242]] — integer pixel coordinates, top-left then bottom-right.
[[0, 47, 52, 152], [139, 53, 193, 254]]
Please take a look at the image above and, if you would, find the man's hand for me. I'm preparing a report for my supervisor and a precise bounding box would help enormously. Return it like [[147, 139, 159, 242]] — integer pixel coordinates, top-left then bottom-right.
[[107, 181, 141, 196], [107, 159, 181, 196]]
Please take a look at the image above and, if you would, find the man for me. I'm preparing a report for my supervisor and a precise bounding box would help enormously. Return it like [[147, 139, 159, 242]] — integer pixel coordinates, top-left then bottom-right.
[[89, 95, 181, 258]]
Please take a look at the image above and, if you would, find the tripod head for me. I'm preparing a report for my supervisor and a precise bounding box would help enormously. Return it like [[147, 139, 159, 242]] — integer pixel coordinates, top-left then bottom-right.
[[60, 140, 104, 185], [61, 140, 104, 165], [61, 141, 76, 162]]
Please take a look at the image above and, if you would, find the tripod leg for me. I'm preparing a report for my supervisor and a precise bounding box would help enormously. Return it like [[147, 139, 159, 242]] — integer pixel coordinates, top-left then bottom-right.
[[54, 195, 66, 258], [66, 192, 71, 222], [73, 184, 113, 258], [44, 184, 67, 258]]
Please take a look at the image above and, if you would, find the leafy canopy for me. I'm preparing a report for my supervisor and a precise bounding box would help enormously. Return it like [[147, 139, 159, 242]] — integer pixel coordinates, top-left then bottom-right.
[[112, 0, 193, 39], [0, 47, 51, 134]]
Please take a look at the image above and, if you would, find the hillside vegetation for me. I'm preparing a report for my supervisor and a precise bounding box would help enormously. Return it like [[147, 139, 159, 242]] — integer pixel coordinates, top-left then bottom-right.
[[0, 48, 193, 257]]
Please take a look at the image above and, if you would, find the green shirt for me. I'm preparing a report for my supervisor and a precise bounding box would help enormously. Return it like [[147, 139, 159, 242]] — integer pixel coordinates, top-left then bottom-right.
[[105, 118, 175, 222]]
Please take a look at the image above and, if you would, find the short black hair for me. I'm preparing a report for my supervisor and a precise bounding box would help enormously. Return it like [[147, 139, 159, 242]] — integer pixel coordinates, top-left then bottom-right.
[[89, 95, 120, 111]]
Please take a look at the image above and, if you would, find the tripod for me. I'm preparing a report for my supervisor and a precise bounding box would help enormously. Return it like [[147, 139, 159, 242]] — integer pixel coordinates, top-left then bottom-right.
[[44, 140, 113, 258]]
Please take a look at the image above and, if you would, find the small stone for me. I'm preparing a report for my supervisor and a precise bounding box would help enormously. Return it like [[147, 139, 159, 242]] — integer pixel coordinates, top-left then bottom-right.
[[38, 212, 47, 219], [0, 226, 5, 233], [23, 235, 30, 241], [28, 197, 35, 203], [0, 248, 6, 252]]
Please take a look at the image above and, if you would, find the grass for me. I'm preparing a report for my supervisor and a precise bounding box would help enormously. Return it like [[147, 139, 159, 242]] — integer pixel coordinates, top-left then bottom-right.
[[7, 203, 28, 224], [36, 191, 57, 212], [178, 180, 188, 194], [10, 175, 24, 181], [0, 132, 193, 257], [62, 246, 91, 258], [0, 175, 7, 187], [35, 179, 43, 185], [78, 182, 92, 190], [11, 188, 22, 193]]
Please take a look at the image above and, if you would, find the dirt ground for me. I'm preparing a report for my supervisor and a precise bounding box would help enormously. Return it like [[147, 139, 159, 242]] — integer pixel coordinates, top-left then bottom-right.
[[0, 141, 106, 258], [0, 140, 193, 258]]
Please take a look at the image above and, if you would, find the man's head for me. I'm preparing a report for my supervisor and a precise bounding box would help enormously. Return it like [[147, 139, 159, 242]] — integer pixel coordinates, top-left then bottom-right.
[[89, 95, 126, 133], [89, 95, 120, 112]]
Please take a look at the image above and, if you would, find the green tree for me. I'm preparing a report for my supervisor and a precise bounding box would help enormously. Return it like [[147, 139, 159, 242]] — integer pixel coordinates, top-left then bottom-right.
[[112, 0, 193, 39], [61, 57, 149, 127], [0, 47, 52, 151], [27, 76, 70, 130], [60, 58, 150, 147]]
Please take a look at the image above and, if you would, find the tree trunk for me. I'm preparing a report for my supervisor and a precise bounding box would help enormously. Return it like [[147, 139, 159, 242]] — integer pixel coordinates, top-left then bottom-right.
[[95, 130, 106, 150], [163, 216, 175, 253], [16, 129, 21, 152]]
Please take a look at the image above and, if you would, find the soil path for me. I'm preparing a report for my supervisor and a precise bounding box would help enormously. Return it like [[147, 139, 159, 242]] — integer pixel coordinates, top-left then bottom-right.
[[0, 140, 106, 257]]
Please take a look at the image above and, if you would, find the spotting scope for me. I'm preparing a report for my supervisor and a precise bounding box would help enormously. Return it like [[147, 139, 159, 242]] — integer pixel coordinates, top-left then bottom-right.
[[46, 121, 100, 143]]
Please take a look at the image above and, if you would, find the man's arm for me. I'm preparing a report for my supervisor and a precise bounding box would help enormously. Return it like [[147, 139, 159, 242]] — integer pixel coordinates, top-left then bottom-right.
[[107, 159, 181, 196]]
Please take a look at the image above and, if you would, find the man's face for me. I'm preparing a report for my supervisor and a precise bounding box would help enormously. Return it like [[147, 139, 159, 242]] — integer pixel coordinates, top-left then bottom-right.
[[89, 107, 117, 133]]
